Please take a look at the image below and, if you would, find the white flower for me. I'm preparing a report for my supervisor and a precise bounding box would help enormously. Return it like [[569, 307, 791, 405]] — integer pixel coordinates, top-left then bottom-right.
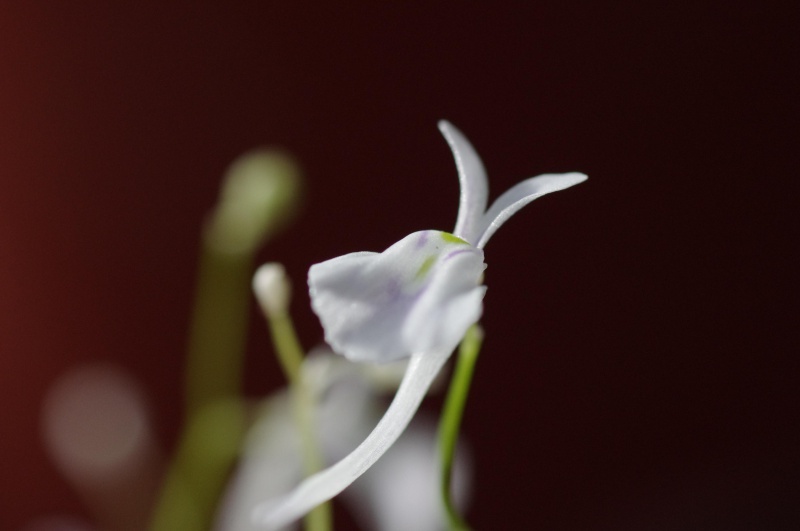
[[255, 121, 586, 528], [309, 230, 487, 363]]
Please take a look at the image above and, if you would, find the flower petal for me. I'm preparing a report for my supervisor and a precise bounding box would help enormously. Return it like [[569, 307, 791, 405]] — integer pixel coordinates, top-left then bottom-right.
[[252, 349, 451, 529], [403, 255, 486, 355], [308, 231, 486, 363], [438, 121, 489, 245], [475, 172, 588, 249]]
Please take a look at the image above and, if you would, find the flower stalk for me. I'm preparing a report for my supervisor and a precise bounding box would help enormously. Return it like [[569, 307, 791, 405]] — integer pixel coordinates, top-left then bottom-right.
[[149, 150, 302, 531], [254, 264, 333, 531], [438, 324, 483, 531]]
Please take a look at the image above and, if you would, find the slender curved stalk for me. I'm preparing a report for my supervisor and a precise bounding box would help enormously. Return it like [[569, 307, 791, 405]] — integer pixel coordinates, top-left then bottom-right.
[[438, 324, 483, 531], [268, 310, 304, 386], [266, 308, 332, 531]]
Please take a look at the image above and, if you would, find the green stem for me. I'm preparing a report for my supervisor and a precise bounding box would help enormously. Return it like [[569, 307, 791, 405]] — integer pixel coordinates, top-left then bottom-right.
[[438, 324, 483, 531], [150, 151, 302, 531], [267, 311, 304, 387], [267, 309, 332, 531], [150, 247, 251, 531]]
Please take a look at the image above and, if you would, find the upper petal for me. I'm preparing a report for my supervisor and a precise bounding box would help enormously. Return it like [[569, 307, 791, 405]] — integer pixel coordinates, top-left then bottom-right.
[[438, 121, 489, 245], [308, 230, 486, 363], [475, 172, 587, 249]]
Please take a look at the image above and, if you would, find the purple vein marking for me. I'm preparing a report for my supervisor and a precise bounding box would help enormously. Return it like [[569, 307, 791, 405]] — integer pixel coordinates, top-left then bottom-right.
[[444, 249, 475, 261]]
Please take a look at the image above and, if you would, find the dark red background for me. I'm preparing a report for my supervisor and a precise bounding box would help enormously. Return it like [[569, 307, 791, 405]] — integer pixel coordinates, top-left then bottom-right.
[[2, 3, 797, 529]]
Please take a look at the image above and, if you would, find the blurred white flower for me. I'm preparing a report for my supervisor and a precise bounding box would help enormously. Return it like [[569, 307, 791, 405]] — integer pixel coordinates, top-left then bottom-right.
[[216, 350, 469, 531], [41, 363, 164, 531], [257, 121, 586, 528], [345, 418, 470, 531]]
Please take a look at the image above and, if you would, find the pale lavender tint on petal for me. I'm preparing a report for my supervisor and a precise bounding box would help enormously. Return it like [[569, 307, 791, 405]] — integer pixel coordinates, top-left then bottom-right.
[[475, 172, 588, 249], [252, 350, 451, 529], [403, 252, 486, 356], [438, 121, 489, 245], [308, 231, 486, 363], [308, 251, 382, 360]]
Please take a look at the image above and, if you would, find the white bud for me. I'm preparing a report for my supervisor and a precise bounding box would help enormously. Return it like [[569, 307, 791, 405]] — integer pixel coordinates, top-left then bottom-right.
[[253, 262, 291, 316]]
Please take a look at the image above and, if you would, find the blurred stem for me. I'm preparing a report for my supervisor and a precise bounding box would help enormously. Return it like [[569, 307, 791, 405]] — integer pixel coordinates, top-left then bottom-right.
[[267, 309, 333, 531], [186, 248, 253, 412], [268, 311, 303, 387], [150, 150, 302, 531], [150, 247, 252, 531], [438, 324, 483, 531]]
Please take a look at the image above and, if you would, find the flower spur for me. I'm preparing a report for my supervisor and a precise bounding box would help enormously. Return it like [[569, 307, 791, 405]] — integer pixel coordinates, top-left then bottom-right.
[[254, 121, 586, 528]]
